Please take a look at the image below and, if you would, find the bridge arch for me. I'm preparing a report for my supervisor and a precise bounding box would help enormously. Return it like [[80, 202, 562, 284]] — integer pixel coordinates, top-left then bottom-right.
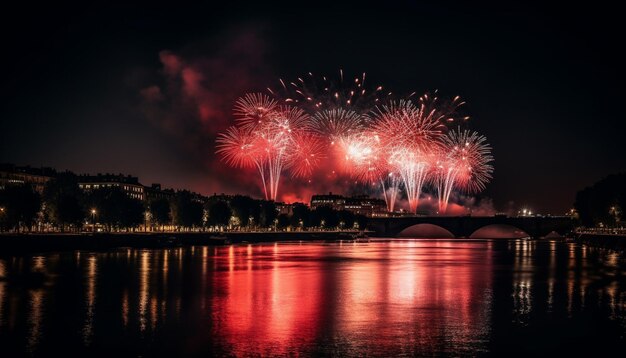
[[398, 223, 455, 238], [470, 224, 530, 239], [544, 230, 563, 239]]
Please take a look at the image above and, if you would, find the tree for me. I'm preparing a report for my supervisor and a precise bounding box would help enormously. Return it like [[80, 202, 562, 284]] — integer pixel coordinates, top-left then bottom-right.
[[149, 198, 171, 229], [230, 195, 255, 227], [249, 200, 261, 227], [172, 191, 204, 228], [87, 187, 143, 231], [119, 198, 145, 229], [0, 184, 41, 232], [43, 173, 85, 231], [207, 200, 231, 227], [574, 188, 593, 227], [574, 173, 626, 227], [290, 203, 310, 228], [259, 200, 277, 227], [311, 206, 339, 229], [276, 213, 290, 229], [337, 210, 356, 229], [54, 195, 85, 231], [356, 215, 369, 231]]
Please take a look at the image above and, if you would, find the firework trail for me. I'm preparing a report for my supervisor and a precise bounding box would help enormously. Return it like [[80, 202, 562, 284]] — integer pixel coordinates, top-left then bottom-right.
[[309, 108, 365, 145], [217, 71, 494, 213], [218, 99, 315, 201], [433, 127, 494, 213], [286, 132, 327, 179], [337, 131, 402, 212], [259, 105, 310, 200], [216, 126, 269, 198], [268, 69, 391, 114], [371, 100, 445, 213], [233, 93, 278, 131], [268, 70, 398, 205]]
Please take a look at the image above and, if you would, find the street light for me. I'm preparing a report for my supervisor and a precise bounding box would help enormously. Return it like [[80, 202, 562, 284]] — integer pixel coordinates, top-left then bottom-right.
[[609, 206, 620, 227], [0, 207, 4, 233], [91, 209, 97, 234]]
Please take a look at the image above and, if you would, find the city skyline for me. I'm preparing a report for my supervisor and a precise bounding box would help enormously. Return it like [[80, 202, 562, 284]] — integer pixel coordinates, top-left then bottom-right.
[[1, 3, 625, 357], [2, 2, 624, 214]]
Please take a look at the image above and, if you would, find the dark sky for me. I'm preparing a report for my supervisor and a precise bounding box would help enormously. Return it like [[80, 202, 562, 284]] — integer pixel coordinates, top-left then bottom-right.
[[1, 1, 624, 214]]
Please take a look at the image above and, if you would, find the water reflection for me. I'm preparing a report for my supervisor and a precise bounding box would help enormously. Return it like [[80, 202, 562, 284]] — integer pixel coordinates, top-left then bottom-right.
[[0, 260, 5, 327], [0, 240, 625, 356]]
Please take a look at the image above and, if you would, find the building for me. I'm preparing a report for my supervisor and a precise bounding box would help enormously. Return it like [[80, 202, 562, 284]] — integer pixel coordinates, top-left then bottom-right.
[[144, 183, 175, 202], [1, 164, 206, 205], [310, 192, 346, 210], [208, 193, 233, 203], [190, 191, 210, 204], [78, 173, 145, 201], [310, 192, 387, 217], [275, 202, 295, 216], [344, 195, 388, 217], [0, 163, 56, 193]]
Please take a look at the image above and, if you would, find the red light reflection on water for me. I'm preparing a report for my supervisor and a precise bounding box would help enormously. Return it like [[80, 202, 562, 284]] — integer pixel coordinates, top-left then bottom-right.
[[209, 241, 493, 356], [2, 241, 626, 356]]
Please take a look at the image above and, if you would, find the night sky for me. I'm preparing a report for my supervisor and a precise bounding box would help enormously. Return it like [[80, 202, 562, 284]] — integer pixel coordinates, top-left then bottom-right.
[[1, 2, 624, 214]]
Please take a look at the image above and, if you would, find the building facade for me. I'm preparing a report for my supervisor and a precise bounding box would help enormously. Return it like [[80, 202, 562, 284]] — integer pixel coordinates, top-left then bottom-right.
[[144, 183, 175, 202], [78, 173, 145, 201], [310, 192, 387, 217], [0, 164, 56, 193]]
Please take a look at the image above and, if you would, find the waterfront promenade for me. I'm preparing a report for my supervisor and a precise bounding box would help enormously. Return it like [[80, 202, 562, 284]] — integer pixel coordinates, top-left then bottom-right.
[[0, 230, 366, 253], [575, 228, 626, 251]]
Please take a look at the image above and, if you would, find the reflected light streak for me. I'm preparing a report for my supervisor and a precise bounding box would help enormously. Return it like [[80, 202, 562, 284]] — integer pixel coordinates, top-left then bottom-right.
[[139, 251, 150, 332], [27, 289, 44, 353], [83, 255, 97, 346], [0, 260, 5, 327], [1, 242, 625, 356]]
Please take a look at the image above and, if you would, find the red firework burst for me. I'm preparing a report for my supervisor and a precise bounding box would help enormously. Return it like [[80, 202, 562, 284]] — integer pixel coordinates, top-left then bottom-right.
[[286, 133, 327, 179]]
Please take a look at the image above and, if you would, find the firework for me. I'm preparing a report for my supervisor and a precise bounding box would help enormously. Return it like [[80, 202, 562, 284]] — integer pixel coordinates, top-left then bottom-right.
[[309, 108, 365, 144], [337, 131, 401, 212], [233, 93, 278, 131], [286, 133, 327, 179], [216, 126, 270, 198], [217, 71, 494, 213], [433, 127, 494, 213], [268, 70, 391, 114], [416, 91, 469, 125], [370, 100, 445, 213], [218, 96, 317, 201]]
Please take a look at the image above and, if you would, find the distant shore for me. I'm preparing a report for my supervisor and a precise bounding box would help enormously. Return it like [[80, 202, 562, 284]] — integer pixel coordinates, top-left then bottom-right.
[[4, 230, 624, 255], [577, 232, 626, 252], [0, 231, 370, 254]]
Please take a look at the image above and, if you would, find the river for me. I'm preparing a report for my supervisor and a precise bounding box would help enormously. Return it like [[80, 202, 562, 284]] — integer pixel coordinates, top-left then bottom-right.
[[1, 240, 625, 356]]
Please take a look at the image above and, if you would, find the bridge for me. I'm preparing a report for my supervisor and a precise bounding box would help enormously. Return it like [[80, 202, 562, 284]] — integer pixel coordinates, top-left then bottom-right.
[[367, 215, 574, 239]]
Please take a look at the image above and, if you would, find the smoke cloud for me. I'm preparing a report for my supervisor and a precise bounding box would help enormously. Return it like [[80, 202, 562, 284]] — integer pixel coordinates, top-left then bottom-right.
[[138, 28, 497, 213], [415, 192, 497, 216], [139, 25, 272, 196]]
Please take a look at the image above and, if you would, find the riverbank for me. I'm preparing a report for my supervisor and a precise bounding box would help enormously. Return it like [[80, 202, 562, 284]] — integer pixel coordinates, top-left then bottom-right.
[[0, 231, 369, 254], [577, 233, 626, 252]]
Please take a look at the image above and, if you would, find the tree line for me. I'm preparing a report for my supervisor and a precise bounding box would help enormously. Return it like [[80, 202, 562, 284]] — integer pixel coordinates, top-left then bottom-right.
[[227, 195, 368, 231], [0, 174, 369, 233], [0, 174, 240, 232], [574, 173, 625, 227]]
